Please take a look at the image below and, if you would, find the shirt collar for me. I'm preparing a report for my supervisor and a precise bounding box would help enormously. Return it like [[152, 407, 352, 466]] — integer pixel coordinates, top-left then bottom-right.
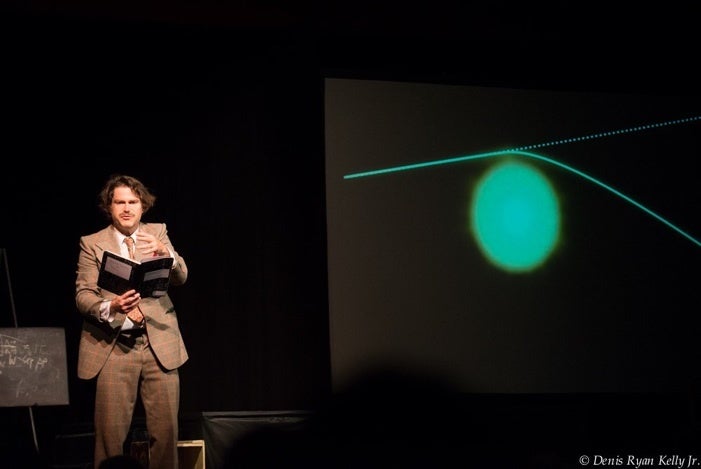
[[115, 227, 139, 244]]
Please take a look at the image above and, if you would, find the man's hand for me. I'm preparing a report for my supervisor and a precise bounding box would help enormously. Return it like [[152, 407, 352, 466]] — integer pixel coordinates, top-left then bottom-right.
[[135, 231, 168, 257], [111, 289, 143, 324]]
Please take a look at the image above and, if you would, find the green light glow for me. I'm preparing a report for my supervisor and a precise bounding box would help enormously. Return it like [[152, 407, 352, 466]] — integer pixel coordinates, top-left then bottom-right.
[[471, 161, 560, 272]]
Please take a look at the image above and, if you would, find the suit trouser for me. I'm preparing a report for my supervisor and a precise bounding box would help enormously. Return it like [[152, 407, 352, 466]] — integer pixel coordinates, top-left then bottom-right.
[[94, 334, 180, 469]]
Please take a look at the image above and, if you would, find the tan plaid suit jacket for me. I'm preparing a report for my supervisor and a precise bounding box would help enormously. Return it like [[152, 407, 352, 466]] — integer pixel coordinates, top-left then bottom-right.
[[75, 222, 189, 379]]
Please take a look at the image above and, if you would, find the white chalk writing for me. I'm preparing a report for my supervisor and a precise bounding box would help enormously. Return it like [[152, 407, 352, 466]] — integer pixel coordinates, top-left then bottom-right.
[[0, 334, 51, 371]]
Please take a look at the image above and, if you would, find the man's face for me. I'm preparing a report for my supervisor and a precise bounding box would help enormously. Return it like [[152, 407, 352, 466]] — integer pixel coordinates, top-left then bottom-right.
[[110, 186, 143, 235]]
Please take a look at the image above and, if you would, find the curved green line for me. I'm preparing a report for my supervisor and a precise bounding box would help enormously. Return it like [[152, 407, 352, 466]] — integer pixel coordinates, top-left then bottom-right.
[[343, 115, 701, 180], [342, 115, 701, 247], [343, 149, 700, 247], [509, 151, 701, 248]]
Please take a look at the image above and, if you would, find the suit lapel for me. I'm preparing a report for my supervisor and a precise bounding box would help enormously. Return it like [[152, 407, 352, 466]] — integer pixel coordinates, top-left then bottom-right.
[[94, 225, 124, 265]]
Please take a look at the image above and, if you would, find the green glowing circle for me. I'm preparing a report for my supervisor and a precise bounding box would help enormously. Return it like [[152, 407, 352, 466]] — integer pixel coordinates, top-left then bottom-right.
[[470, 160, 560, 272]]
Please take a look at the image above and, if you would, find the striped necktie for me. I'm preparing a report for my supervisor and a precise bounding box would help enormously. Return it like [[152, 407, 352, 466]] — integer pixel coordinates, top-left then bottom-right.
[[124, 236, 136, 260]]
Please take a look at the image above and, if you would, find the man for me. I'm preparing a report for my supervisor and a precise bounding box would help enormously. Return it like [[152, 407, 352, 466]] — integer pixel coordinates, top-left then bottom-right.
[[75, 174, 188, 469]]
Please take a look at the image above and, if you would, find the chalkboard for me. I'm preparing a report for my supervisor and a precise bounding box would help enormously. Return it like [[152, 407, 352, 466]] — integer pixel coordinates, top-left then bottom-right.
[[0, 327, 69, 407]]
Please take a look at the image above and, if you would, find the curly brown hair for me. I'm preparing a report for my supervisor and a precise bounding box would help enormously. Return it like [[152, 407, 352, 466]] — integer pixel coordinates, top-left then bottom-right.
[[98, 174, 156, 219]]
